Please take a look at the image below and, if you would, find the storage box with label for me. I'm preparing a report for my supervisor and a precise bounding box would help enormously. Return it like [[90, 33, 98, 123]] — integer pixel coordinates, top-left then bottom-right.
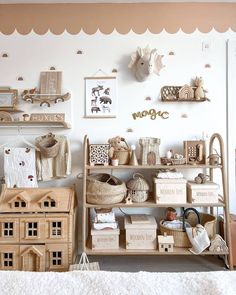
[[91, 228, 120, 250], [187, 181, 219, 204], [153, 178, 187, 204], [125, 215, 157, 250]]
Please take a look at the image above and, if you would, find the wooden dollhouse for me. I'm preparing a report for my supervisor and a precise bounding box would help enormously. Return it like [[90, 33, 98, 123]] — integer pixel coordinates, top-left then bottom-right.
[[158, 233, 174, 252], [0, 185, 77, 272]]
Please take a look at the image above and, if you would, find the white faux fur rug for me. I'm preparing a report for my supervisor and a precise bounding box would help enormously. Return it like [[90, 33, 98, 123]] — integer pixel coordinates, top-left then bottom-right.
[[0, 270, 235, 295]]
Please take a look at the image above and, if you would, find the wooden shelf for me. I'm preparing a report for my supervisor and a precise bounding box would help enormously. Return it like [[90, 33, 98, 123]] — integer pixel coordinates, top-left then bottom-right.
[[85, 198, 225, 209], [85, 164, 222, 170], [0, 108, 24, 113], [82, 134, 233, 269], [85, 235, 228, 256], [0, 120, 71, 129]]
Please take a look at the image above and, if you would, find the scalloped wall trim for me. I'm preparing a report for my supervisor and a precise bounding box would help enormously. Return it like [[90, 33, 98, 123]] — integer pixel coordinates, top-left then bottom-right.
[[0, 3, 236, 35]]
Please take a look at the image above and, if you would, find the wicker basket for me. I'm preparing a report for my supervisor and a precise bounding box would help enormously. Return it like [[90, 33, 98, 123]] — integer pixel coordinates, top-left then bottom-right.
[[160, 208, 216, 247], [126, 173, 149, 203], [161, 157, 186, 165], [37, 134, 59, 158], [113, 150, 130, 165], [86, 173, 127, 204]]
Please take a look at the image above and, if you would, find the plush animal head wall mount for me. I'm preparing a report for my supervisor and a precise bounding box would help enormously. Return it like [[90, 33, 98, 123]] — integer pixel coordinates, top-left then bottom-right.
[[128, 45, 165, 82]]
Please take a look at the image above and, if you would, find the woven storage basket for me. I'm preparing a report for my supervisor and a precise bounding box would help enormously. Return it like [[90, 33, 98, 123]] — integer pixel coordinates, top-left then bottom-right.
[[160, 208, 216, 247], [37, 135, 59, 158], [126, 173, 149, 203], [161, 157, 186, 165], [86, 173, 127, 204], [113, 150, 130, 165]]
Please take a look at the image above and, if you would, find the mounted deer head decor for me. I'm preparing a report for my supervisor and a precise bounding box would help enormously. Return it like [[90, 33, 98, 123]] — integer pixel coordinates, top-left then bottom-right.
[[128, 45, 165, 82]]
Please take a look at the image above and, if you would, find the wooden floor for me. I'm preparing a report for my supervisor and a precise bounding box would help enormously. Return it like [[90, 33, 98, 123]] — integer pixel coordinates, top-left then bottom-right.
[[88, 255, 229, 272]]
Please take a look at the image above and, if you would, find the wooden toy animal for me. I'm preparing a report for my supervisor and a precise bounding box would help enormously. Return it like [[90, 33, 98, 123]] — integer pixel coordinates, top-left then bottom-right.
[[128, 45, 165, 82], [194, 77, 207, 100]]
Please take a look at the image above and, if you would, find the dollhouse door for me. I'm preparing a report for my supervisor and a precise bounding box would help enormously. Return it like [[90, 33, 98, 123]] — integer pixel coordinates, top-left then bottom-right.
[[147, 151, 156, 165], [21, 246, 45, 272], [25, 251, 37, 271]]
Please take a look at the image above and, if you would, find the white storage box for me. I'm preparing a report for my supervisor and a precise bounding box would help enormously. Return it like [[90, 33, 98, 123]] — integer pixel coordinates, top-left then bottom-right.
[[125, 215, 157, 250], [153, 178, 187, 204], [187, 181, 219, 204], [91, 228, 120, 250]]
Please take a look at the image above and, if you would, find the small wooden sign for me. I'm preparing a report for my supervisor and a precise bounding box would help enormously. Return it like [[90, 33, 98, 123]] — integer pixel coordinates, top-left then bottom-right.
[[30, 113, 65, 122]]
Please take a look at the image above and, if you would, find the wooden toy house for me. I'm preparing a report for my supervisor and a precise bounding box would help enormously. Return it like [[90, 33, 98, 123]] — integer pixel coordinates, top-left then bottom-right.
[[158, 233, 174, 252], [0, 185, 77, 272], [139, 137, 161, 165]]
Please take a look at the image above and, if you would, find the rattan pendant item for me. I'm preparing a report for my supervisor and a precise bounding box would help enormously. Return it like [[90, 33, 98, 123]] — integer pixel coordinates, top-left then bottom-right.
[[126, 173, 149, 203]]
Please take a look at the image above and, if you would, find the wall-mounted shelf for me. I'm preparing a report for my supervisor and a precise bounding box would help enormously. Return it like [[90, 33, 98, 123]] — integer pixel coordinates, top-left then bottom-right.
[[0, 120, 71, 129], [0, 108, 24, 113]]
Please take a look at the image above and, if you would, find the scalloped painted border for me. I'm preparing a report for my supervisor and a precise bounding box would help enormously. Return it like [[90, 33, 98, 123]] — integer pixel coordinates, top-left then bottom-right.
[[0, 3, 235, 35]]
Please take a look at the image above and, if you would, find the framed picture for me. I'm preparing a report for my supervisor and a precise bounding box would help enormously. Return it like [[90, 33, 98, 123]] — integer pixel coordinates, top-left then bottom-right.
[[85, 76, 117, 118], [0, 89, 18, 109]]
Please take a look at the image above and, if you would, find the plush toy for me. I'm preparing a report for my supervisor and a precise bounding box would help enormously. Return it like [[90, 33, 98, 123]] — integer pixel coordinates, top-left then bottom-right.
[[194, 77, 207, 100], [108, 136, 129, 158]]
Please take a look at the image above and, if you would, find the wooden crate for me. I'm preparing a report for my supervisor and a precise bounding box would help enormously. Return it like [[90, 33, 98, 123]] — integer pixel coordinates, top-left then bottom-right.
[[124, 215, 157, 250], [153, 178, 187, 204], [187, 181, 219, 204], [91, 228, 120, 250]]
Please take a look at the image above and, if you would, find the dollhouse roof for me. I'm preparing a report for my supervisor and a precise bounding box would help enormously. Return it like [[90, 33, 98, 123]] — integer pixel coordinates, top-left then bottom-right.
[[0, 185, 75, 213], [37, 191, 57, 203], [8, 191, 31, 204], [158, 234, 174, 244]]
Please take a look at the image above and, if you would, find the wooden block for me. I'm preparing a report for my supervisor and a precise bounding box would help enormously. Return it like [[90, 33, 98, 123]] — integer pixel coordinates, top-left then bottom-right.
[[40, 71, 62, 95]]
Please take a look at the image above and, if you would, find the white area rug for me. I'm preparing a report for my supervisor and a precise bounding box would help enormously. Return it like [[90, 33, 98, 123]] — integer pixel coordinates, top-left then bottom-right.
[[0, 270, 235, 295]]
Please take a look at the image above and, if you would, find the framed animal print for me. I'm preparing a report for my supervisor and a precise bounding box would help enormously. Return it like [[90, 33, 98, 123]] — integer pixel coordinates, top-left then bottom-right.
[[84, 76, 117, 118], [0, 89, 18, 109]]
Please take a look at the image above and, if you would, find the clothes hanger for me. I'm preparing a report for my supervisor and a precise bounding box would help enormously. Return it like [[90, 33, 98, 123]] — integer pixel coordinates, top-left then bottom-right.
[[0, 127, 40, 151]]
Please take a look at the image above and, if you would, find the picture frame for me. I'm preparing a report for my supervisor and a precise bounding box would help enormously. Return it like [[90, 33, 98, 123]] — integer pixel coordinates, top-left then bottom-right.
[[0, 89, 18, 109], [84, 76, 117, 118]]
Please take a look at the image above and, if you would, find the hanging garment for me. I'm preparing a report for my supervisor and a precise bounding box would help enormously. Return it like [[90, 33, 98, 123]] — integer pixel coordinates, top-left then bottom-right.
[[35, 135, 71, 181], [4, 147, 38, 188]]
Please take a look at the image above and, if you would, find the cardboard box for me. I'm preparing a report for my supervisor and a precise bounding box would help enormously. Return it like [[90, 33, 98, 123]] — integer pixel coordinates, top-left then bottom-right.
[[153, 178, 187, 204], [91, 228, 120, 250], [125, 215, 157, 250], [187, 181, 219, 204]]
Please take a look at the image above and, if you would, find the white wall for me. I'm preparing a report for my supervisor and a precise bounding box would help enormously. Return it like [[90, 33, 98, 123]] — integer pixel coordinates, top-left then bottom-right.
[[0, 29, 236, 214]]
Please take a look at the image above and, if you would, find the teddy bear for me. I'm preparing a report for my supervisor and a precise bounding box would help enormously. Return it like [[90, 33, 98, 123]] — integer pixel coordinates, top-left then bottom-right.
[[108, 136, 129, 158]]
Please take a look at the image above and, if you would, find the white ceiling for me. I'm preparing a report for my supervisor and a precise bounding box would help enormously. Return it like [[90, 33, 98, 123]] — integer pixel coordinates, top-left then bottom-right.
[[0, 0, 235, 3]]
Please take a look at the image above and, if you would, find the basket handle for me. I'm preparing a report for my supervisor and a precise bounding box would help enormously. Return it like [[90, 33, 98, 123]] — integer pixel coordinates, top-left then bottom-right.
[[182, 208, 200, 232], [133, 173, 145, 180]]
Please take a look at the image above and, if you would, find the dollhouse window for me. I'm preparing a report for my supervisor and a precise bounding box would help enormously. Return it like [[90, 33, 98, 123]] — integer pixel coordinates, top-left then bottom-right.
[[52, 251, 62, 266], [3, 253, 13, 267], [52, 222, 62, 236], [14, 200, 26, 208], [43, 199, 56, 208], [27, 222, 38, 237], [3, 222, 13, 237]]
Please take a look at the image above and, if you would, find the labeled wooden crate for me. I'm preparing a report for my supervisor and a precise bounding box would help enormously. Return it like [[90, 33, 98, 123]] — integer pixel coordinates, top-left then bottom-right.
[[153, 178, 187, 204], [187, 181, 219, 204], [91, 228, 120, 250], [125, 215, 157, 250]]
